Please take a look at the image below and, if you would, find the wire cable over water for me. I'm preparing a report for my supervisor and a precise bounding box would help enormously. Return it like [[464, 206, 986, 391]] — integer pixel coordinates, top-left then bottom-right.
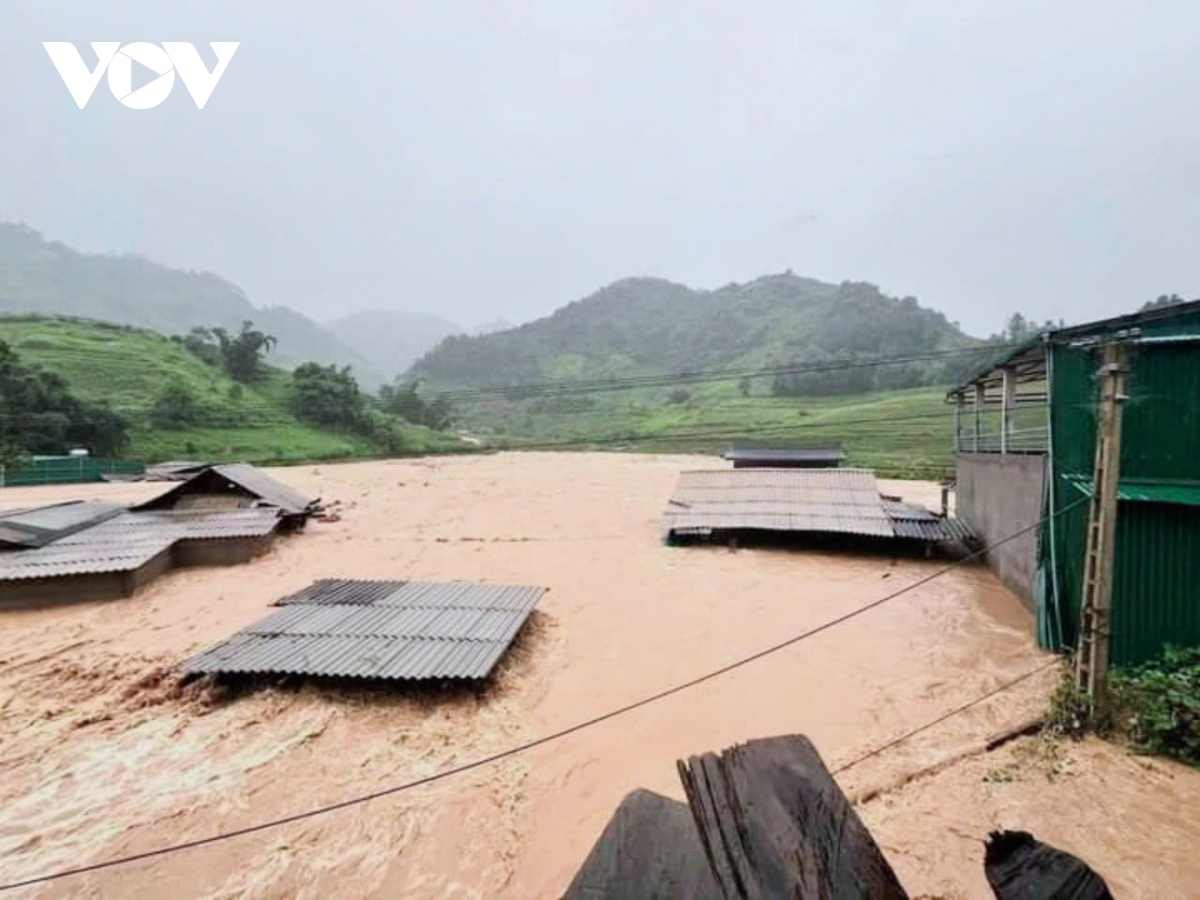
[[0, 496, 1086, 892]]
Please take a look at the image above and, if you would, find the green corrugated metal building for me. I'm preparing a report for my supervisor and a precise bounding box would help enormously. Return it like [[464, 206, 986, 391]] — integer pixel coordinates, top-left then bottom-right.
[[0, 456, 144, 487], [951, 301, 1200, 666]]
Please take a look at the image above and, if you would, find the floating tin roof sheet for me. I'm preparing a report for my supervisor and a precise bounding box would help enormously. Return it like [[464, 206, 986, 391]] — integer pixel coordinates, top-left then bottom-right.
[[664, 468, 894, 538], [0, 500, 125, 549], [0, 508, 281, 581], [183, 578, 547, 681]]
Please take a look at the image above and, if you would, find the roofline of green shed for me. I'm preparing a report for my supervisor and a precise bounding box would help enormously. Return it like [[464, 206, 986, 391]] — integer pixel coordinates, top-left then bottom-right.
[[948, 299, 1200, 396]]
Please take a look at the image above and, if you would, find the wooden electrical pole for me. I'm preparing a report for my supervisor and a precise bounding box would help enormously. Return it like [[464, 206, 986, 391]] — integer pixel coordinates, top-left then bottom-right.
[[1075, 341, 1130, 708]]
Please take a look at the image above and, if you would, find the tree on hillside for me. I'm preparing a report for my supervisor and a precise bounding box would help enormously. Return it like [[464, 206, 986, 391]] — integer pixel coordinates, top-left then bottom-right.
[[176, 321, 276, 381], [291, 363, 366, 430], [213, 321, 276, 382], [1142, 294, 1193, 311], [0, 341, 129, 463], [378, 380, 452, 429], [151, 382, 203, 430], [174, 327, 223, 366]]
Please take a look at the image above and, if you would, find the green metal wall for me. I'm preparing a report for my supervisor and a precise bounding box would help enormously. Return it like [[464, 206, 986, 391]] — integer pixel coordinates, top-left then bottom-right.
[[0, 457, 144, 487], [1040, 320, 1200, 665]]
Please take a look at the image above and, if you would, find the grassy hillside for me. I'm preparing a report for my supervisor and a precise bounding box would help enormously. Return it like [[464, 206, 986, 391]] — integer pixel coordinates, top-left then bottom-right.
[[410, 273, 979, 392], [0, 316, 459, 463], [464, 381, 956, 479], [0, 222, 385, 387]]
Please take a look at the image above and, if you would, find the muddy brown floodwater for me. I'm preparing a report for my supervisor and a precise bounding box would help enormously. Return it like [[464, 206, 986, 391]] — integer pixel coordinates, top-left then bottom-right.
[[0, 453, 1197, 898]]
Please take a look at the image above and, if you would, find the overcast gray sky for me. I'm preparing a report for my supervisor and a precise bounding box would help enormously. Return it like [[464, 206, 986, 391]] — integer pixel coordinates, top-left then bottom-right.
[[3, 1, 1198, 335]]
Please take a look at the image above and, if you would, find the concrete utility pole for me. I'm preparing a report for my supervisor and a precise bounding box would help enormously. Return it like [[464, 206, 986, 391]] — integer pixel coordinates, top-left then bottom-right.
[[1075, 341, 1130, 707]]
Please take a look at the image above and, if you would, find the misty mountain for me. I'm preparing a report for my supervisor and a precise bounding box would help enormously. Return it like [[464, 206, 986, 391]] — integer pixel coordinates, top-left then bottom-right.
[[324, 310, 462, 383], [408, 273, 976, 393], [0, 222, 385, 387]]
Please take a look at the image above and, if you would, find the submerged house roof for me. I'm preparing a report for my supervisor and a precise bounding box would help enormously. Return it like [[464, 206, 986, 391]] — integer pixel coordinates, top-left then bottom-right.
[[663, 468, 972, 544], [721, 445, 845, 468], [0, 500, 124, 549], [184, 579, 547, 682], [664, 469, 894, 538], [0, 508, 282, 582], [135, 463, 318, 520]]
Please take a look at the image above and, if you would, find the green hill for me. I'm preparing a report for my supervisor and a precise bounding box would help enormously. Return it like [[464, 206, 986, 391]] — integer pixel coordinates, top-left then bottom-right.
[[0, 222, 386, 387], [409, 273, 976, 391], [0, 316, 458, 463]]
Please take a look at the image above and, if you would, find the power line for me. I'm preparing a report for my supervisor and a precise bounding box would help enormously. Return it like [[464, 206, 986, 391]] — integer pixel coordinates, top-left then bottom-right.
[[830, 658, 1060, 775], [424, 344, 1017, 401], [0, 496, 1083, 893]]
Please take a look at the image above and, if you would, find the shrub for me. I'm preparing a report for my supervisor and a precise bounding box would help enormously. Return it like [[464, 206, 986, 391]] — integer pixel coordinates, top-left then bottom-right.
[[1112, 645, 1200, 765], [151, 383, 203, 430], [665, 386, 693, 405]]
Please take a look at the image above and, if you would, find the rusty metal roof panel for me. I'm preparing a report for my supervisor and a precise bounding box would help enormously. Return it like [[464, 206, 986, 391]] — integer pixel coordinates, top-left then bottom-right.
[[664, 469, 895, 538], [184, 579, 547, 681]]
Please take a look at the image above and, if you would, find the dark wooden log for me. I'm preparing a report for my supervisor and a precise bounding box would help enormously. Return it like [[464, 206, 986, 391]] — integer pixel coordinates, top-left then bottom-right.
[[984, 830, 1113, 900], [561, 789, 723, 900], [985, 719, 1045, 752], [677, 734, 908, 900]]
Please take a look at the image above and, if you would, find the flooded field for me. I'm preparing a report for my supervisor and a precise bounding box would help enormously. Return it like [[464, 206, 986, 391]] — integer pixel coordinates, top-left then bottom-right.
[[0, 453, 1196, 898]]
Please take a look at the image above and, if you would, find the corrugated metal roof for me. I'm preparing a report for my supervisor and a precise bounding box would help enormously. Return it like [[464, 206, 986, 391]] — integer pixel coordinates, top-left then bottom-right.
[[0, 500, 125, 549], [1065, 476, 1200, 507], [721, 446, 844, 464], [664, 469, 895, 538], [0, 508, 281, 581], [212, 463, 316, 515], [183, 579, 547, 681], [136, 463, 317, 517], [275, 579, 547, 611], [881, 500, 975, 542]]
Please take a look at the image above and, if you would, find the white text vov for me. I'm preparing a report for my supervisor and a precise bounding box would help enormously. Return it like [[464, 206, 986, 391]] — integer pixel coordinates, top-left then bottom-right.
[[43, 42, 239, 109]]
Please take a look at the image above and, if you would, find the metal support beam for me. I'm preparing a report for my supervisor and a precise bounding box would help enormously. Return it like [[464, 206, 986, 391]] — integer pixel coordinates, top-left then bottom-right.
[[973, 383, 984, 452], [1001, 367, 1015, 454], [953, 393, 961, 453], [1075, 341, 1129, 709]]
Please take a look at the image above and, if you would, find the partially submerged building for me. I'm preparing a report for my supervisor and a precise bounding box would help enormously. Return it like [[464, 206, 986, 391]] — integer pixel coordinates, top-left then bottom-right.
[[184, 579, 547, 683], [950, 301, 1200, 664], [721, 444, 845, 470], [134, 462, 318, 528], [0, 463, 318, 607], [662, 468, 971, 547]]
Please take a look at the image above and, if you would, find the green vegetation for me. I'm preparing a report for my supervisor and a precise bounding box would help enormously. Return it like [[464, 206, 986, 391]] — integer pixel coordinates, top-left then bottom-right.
[[175, 321, 277, 382], [410, 274, 982, 393], [460, 384, 955, 479], [1112, 646, 1200, 765], [0, 339, 129, 465], [0, 315, 462, 464], [1043, 647, 1200, 768], [0, 222, 385, 385], [379, 380, 452, 430]]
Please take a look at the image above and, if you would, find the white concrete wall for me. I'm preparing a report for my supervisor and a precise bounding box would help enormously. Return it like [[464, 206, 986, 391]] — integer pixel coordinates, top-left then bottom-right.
[[956, 453, 1047, 607]]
